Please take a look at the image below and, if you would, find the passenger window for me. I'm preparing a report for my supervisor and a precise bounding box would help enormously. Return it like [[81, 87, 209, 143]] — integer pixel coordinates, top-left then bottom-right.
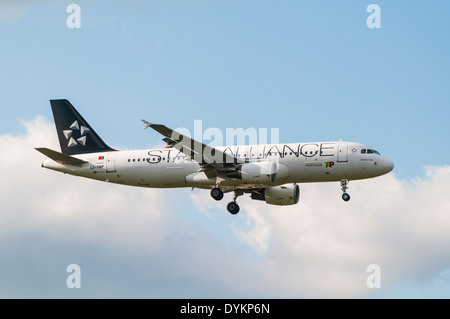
[[133, 159, 135, 162]]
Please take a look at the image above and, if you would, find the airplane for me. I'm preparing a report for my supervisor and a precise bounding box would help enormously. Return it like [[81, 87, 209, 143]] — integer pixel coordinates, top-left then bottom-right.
[[36, 99, 394, 215]]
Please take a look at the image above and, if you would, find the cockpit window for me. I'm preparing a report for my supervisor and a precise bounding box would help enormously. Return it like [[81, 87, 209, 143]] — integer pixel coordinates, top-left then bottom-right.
[[363, 149, 380, 155]]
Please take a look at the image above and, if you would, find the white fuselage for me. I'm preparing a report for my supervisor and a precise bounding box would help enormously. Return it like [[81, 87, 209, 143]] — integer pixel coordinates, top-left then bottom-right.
[[41, 141, 394, 190]]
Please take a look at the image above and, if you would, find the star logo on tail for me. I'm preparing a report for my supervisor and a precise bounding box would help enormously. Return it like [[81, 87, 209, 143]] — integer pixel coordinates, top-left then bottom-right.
[[63, 120, 90, 147]]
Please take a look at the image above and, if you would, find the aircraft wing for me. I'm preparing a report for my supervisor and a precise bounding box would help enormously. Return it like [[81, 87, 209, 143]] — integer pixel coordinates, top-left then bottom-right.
[[142, 120, 243, 171]]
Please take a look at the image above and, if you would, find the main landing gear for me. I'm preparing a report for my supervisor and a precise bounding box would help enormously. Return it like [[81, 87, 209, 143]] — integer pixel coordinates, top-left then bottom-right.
[[210, 187, 242, 215], [340, 179, 351, 202], [210, 187, 224, 201], [227, 201, 240, 215], [227, 190, 243, 215]]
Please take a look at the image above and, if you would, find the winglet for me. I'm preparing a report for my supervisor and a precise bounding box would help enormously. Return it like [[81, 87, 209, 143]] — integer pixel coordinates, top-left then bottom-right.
[[142, 119, 152, 129]]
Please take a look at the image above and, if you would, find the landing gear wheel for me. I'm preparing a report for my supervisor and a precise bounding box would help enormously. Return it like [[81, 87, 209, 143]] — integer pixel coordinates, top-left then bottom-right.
[[211, 187, 224, 201], [342, 193, 351, 202], [340, 179, 350, 202], [227, 201, 240, 215]]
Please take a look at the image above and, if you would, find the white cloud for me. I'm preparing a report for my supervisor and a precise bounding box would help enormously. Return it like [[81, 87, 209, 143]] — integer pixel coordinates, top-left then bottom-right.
[[2, 116, 450, 298], [2, 116, 170, 250], [228, 167, 450, 297], [0, 116, 260, 298]]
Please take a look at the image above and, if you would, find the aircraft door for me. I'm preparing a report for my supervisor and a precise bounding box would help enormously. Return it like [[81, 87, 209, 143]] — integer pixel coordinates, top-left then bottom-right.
[[106, 153, 117, 172], [337, 143, 348, 162]]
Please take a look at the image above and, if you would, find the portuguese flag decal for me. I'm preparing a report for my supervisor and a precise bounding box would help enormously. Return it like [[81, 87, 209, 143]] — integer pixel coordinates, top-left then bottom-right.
[[98, 156, 104, 160]]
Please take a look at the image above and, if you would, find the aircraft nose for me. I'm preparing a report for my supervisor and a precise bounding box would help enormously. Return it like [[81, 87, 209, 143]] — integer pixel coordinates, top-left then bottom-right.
[[383, 157, 394, 173]]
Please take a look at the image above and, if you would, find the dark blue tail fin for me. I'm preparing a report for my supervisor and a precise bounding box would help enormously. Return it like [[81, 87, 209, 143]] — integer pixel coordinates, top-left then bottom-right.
[[50, 99, 116, 155]]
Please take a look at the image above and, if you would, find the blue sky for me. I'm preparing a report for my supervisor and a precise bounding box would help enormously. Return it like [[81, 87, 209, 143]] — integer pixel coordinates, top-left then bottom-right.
[[1, 0, 449, 179], [1, 1, 450, 298]]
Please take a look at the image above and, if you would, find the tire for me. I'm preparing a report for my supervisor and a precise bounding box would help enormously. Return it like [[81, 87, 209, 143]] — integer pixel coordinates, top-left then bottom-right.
[[227, 202, 240, 215], [211, 187, 224, 201], [342, 193, 351, 202]]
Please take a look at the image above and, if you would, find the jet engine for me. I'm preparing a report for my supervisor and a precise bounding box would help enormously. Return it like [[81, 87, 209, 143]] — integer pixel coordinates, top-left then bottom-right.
[[251, 184, 300, 206], [227, 161, 277, 183]]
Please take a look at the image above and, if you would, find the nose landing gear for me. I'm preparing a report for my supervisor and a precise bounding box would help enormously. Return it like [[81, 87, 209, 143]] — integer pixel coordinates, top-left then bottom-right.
[[340, 179, 351, 202]]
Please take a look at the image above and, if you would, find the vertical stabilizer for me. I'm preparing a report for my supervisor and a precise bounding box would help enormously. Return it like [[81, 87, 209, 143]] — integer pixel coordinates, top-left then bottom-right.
[[50, 99, 116, 155]]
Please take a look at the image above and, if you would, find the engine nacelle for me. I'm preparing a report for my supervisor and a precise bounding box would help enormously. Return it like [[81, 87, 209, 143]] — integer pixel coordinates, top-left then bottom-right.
[[227, 161, 277, 184], [251, 184, 300, 206]]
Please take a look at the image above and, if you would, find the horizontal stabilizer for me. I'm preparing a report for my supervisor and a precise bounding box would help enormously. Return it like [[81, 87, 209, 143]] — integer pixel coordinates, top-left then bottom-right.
[[35, 147, 88, 166]]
